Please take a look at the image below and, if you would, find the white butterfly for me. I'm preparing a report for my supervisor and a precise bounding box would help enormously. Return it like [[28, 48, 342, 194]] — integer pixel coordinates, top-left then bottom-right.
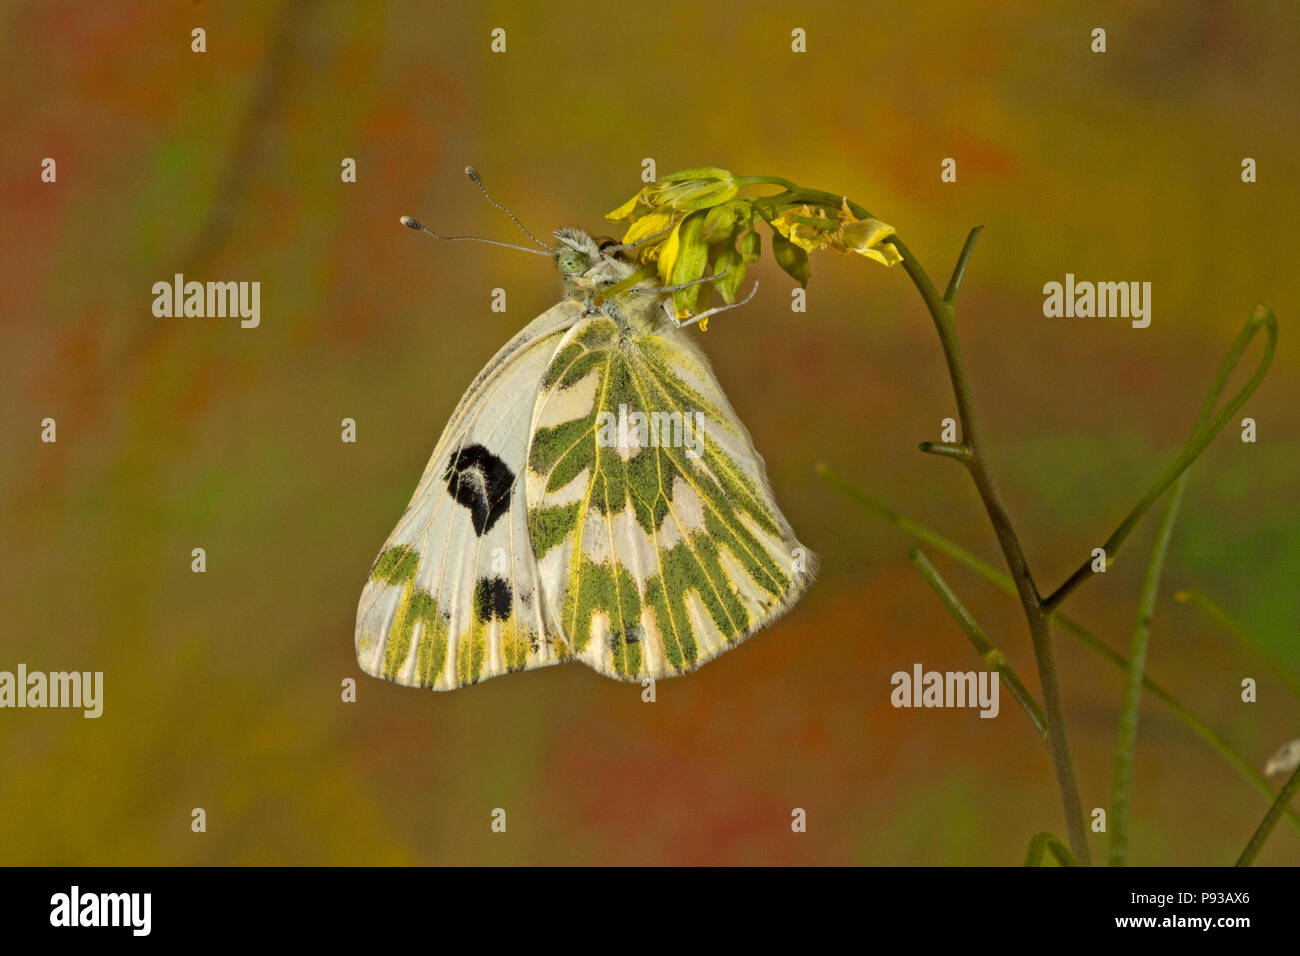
[[355, 175, 815, 690]]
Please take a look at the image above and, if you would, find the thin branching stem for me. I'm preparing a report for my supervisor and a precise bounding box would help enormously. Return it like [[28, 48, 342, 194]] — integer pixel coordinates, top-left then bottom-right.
[[919, 441, 971, 462], [909, 550, 1047, 738], [1236, 761, 1300, 866], [1177, 589, 1300, 699], [944, 226, 983, 304], [1024, 831, 1078, 867], [1110, 308, 1276, 865], [816, 466, 1300, 834], [884, 230, 1091, 864], [1110, 478, 1186, 865], [1041, 306, 1277, 613]]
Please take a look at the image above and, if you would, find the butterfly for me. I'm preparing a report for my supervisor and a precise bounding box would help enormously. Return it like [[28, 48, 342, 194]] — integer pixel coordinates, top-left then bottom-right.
[[355, 170, 815, 691]]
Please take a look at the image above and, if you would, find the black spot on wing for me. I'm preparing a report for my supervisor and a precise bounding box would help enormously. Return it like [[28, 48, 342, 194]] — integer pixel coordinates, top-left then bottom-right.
[[444, 443, 515, 536], [474, 577, 513, 622], [608, 624, 643, 648]]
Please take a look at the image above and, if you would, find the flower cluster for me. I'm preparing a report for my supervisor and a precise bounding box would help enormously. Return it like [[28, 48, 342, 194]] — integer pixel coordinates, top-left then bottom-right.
[[605, 166, 901, 321]]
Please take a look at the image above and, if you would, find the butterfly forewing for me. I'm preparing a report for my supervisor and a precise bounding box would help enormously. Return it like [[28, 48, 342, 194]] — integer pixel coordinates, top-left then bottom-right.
[[355, 300, 585, 689], [525, 316, 815, 681]]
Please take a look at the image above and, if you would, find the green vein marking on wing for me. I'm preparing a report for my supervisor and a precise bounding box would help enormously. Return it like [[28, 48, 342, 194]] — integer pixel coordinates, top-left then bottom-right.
[[361, 303, 599, 691], [370, 544, 419, 585], [378, 580, 449, 687], [621, 355, 749, 652], [528, 317, 795, 677]]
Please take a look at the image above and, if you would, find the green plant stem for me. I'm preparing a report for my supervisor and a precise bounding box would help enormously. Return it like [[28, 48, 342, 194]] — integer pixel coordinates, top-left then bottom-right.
[[1024, 831, 1078, 867], [1110, 478, 1186, 866], [919, 440, 970, 462], [733, 175, 801, 191], [1041, 305, 1277, 613], [1177, 589, 1300, 699], [817, 465, 1300, 834], [746, 185, 880, 230], [909, 549, 1047, 737], [1052, 613, 1300, 832], [1236, 761, 1300, 866], [883, 230, 1091, 865], [943, 227, 983, 303], [1109, 308, 1273, 866]]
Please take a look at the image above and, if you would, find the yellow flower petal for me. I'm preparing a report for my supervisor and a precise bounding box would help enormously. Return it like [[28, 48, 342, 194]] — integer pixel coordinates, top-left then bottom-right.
[[658, 179, 738, 210], [605, 192, 642, 222], [657, 219, 683, 284], [622, 209, 672, 245], [839, 216, 894, 250], [858, 243, 903, 267], [788, 224, 825, 252], [769, 208, 799, 238], [839, 217, 901, 266]]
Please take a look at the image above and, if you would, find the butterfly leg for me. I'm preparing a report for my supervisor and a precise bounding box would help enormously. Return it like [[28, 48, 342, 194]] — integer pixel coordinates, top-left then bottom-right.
[[673, 281, 761, 329]]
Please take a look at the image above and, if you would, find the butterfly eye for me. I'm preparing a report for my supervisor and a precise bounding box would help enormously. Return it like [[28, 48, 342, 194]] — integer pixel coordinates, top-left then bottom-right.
[[598, 238, 631, 262], [557, 248, 588, 275]]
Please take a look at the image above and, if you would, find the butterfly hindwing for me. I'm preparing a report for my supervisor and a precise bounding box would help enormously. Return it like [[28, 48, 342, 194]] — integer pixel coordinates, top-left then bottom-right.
[[525, 315, 815, 681], [355, 300, 585, 690]]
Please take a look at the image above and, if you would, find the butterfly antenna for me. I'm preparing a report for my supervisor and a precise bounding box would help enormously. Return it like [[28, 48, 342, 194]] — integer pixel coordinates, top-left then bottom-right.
[[399, 215, 553, 257], [464, 167, 553, 251], [674, 281, 761, 329]]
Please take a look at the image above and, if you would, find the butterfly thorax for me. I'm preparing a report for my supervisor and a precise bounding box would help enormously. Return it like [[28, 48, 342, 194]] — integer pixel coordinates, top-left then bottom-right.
[[554, 226, 670, 336]]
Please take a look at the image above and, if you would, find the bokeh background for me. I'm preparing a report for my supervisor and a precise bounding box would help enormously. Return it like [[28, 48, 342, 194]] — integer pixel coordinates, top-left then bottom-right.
[[2, 0, 1298, 865]]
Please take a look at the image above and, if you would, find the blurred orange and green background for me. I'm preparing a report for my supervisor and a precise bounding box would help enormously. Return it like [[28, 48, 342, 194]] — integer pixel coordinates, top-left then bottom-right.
[[2, 0, 1298, 865]]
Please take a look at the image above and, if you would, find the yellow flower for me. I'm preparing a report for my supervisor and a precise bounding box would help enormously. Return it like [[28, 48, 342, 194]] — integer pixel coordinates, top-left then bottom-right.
[[621, 209, 674, 245], [656, 219, 683, 283], [833, 199, 902, 266], [771, 199, 901, 266], [652, 176, 738, 211], [606, 168, 738, 222], [771, 204, 834, 251], [604, 168, 747, 270], [604, 166, 902, 297], [605, 192, 643, 222]]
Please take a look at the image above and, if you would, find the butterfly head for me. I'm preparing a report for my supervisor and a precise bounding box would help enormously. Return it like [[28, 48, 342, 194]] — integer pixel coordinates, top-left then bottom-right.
[[401, 170, 751, 333], [553, 227, 605, 277], [553, 226, 636, 276], [552, 227, 667, 328]]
